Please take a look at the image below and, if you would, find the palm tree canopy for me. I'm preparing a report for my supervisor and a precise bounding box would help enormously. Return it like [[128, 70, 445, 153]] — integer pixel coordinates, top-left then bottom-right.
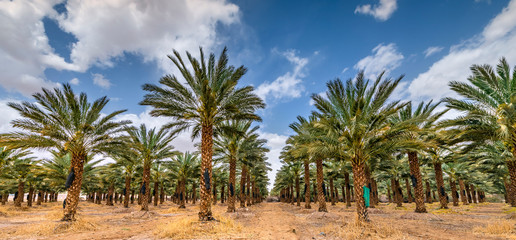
[[140, 47, 265, 138], [0, 84, 130, 156]]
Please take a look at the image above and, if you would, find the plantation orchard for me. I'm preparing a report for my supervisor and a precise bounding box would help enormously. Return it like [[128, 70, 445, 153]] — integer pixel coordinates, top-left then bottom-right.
[[1, 49, 516, 239]]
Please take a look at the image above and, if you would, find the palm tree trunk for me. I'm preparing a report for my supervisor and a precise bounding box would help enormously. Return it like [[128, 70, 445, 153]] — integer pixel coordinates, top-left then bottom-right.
[[246, 173, 251, 206], [140, 164, 151, 211], [192, 182, 197, 205], [352, 161, 368, 222], [36, 191, 42, 205], [408, 151, 427, 213], [316, 158, 327, 212], [221, 185, 225, 204], [433, 162, 448, 209], [160, 184, 164, 204], [63, 151, 86, 221], [227, 155, 237, 212], [387, 185, 392, 203], [341, 184, 346, 203], [335, 186, 339, 203], [364, 166, 374, 208], [153, 181, 159, 206], [124, 175, 131, 208], [15, 180, 24, 207], [213, 180, 217, 205], [470, 184, 478, 203], [465, 184, 472, 203], [295, 176, 301, 206], [425, 180, 432, 203], [107, 185, 114, 206], [330, 177, 336, 206], [344, 172, 351, 207], [27, 185, 34, 207], [240, 165, 247, 208], [405, 178, 413, 203], [179, 180, 186, 208], [303, 160, 311, 209], [458, 179, 468, 205], [449, 179, 459, 206], [506, 160, 516, 206], [199, 125, 214, 220], [395, 179, 403, 207]]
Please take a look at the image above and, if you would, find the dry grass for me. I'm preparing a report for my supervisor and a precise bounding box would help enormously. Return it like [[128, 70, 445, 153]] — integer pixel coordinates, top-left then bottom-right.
[[0, 205, 29, 216], [159, 206, 192, 214], [473, 220, 516, 238], [320, 221, 407, 240], [503, 207, 516, 214], [431, 208, 463, 215], [155, 215, 243, 239], [2, 216, 100, 238]]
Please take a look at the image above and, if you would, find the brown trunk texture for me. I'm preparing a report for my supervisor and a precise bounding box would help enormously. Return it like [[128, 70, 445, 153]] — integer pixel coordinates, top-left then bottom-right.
[[140, 165, 151, 211], [433, 162, 448, 209], [344, 172, 351, 207], [304, 160, 311, 209], [199, 125, 214, 221], [450, 179, 459, 206], [408, 151, 427, 213], [63, 151, 86, 221], [227, 155, 236, 212], [316, 158, 327, 212], [459, 179, 468, 205], [352, 161, 369, 222]]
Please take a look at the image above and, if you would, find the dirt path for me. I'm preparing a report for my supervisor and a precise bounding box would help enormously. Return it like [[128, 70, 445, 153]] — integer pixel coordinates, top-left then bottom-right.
[[247, 203, 300, 239]]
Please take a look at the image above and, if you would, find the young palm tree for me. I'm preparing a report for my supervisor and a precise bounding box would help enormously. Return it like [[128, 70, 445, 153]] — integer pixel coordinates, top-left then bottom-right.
[[213, 120, 260, 212], [111, 150, 140, 208], [167, 152, 200, 208], [126, 124, 176, 211], [140, 47, 265, 220], [443, 58, 516, 206], [312, 71, 407, 222], [0, 84, 129, 221]]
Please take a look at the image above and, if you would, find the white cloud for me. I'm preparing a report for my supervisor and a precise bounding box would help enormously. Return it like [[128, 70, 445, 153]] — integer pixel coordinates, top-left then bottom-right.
[[354, 43, 404, 79], [0, 99, 21, 134], [55, 0, 240, 72], [92, 73, 111, 89], [423, 46, 444, 58], [255, 49, 308, 102], [70, 78, 79, 85], [258, 131, 288, 191], [341, 67, 349, 74], [115, 108, 197, 153], [408, 0, 516, 101], [0, 0, 239, 96], [0, 0, 78, 96], [355, 0, 398, 21]]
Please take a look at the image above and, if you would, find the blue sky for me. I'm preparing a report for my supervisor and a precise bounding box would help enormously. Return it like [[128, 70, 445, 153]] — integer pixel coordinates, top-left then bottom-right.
[[1, 0, 516, 187]]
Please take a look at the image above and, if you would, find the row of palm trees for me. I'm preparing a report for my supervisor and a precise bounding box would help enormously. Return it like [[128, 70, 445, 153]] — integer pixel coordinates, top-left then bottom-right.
[[0, 47, 270, 221], [273, 58, 516, 223]]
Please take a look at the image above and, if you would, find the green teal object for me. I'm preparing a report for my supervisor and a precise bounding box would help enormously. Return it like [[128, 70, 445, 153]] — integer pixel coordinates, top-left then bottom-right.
[[363, 186, 370, 208]]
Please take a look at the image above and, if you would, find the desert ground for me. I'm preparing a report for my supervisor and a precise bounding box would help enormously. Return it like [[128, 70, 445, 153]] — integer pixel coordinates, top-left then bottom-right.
[[0, 200, 515, 240]]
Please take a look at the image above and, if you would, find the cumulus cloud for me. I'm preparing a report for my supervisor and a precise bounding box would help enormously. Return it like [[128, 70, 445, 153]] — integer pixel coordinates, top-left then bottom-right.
[[355, 0, 398, 21], [92, 73, 111, 89], [0, 0, 239, 96], [0, 0, 77, 96], [423, 46, 444, 58], [0, 99, 21, 133], [69, 78, 79, 85], [115, 108, 198, 153], [55, 0, 240, 72], [354, 43, 404, 79], [408, 0, 516, 101], [257, 131, 288, 191], [255, 50, 308, 102]]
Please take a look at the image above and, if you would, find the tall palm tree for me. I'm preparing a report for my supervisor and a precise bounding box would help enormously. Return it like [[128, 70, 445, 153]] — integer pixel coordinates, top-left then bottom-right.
[[443, 58, 516, 206], [312, 71, 407, 222], [0, 84, 129, 221], [140, 47, 265, 220], [126, 124, 176, 211], [111, 150, 140, 208], [390, 100, 446, 212]]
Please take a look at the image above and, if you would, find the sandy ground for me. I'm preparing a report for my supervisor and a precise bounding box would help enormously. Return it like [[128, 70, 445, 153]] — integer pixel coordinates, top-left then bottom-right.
[[0, 200, 515, 239]]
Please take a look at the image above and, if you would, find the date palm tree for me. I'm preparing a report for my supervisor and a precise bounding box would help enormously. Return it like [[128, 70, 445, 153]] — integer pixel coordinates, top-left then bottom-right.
[[312, 71, 407, 222], [443, 57, 516, 206], [167, 152, 200, 208], [140, 47, 265, 220], [0, 84, 129, 221], [126, 124, 177, 211]]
